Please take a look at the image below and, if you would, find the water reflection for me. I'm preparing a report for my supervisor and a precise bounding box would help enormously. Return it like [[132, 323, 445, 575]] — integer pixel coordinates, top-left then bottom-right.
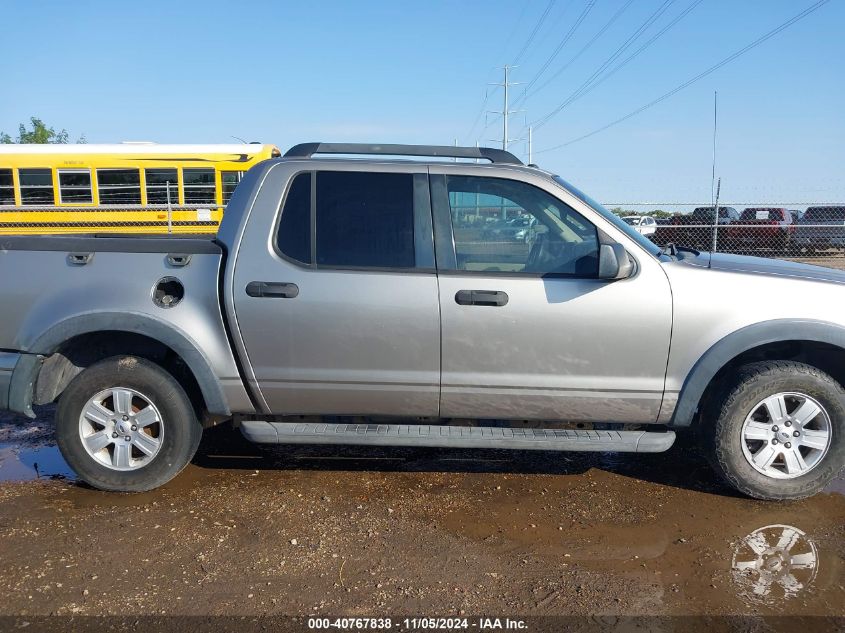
[[0, 442, 74, 481], [731, 524, 819, 603]]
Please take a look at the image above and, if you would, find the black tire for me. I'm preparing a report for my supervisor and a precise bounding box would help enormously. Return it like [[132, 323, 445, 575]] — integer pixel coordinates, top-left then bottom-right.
[[703, 361, 845, 500], [55, 356, 202, 492]]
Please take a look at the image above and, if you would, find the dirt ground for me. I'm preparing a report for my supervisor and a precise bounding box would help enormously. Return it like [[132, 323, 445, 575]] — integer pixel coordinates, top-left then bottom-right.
[[0, 408, 843, 629]]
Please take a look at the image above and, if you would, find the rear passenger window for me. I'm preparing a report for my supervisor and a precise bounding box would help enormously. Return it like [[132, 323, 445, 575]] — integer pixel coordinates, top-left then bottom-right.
[[316, 172, 414, 268], [19, 168, 54, 205], [0, 169, 13, 205], [276, 172, 312, 264]]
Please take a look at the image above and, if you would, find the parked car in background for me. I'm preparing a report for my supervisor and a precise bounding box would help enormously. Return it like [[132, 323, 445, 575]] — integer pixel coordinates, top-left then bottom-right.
[[658, 206, 739, 250], [794, 206, 845, 254], [789, 210, 804, 223], [622, 215, 657, 237], [725, 208, 795, 253]]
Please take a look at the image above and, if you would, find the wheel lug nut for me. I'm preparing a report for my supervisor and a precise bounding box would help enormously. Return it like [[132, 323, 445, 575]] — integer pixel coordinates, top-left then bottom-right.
[[772, 438, 779, 445], [793, 431, 800, 437], [122, 415, 129, 421], [124, 436, 131, 442], [785, 442, 792, 449], [772, 425, 779, 432], [130, 425, 137, 432], [112, 432, 118, 438], [785, 421, 792, 427]]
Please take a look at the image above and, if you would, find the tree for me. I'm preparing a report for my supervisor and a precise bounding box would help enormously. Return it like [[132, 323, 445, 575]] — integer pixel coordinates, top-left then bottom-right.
[[0, 117, 85, 144]]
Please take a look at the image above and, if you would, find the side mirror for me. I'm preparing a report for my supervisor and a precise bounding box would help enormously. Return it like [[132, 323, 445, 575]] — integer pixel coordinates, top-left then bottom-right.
[[598, 243, 635, 280]]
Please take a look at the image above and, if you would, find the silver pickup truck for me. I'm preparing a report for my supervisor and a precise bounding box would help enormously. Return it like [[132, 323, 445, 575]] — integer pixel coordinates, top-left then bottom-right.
[[2, 143, 844, 499]]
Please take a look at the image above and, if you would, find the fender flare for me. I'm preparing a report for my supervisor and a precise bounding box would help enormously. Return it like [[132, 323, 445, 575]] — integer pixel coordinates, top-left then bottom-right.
[[9, 312, 230, 418], [671, 318, 845, 427]]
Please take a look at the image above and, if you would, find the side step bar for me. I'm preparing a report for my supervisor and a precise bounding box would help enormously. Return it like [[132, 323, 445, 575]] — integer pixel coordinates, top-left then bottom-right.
[[239, 422, 676, 453]]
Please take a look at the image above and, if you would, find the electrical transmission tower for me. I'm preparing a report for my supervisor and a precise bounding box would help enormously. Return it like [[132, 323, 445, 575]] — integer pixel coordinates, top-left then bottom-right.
[[487, 65, 523, 151]]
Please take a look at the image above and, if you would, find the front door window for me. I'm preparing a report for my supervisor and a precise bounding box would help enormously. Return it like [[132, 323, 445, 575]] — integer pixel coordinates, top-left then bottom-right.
[[445, 175, 599, 277]]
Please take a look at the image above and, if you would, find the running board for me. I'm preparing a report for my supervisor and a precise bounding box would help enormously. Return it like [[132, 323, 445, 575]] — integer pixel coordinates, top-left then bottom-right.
[[239, 422, 676, 453]]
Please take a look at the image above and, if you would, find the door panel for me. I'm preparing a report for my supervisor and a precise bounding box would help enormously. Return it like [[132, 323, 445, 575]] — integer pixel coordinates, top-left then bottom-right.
[[235, 266, 441, 415], [230, 165, 440, 416], [432, 170, 672, 423], [437, 271, 671, 422]]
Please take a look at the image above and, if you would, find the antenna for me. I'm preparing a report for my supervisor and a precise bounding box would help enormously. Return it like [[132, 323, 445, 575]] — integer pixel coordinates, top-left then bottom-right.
[[710, 177, 721, 266], [711, 91, 718, 208]]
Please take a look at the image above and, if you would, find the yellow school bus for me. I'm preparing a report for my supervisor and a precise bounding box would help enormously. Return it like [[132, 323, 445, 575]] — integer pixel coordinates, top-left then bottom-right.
[[0, 143, 281, 234]]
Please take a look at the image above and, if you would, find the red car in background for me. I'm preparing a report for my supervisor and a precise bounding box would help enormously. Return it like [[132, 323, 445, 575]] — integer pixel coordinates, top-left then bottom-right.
[[724, 207, 795, 253], [653, 206, 739, 250]]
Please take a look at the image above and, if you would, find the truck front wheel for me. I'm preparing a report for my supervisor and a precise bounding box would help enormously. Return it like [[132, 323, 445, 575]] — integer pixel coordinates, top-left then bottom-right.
[[706, 361, 845, 500], [55, 356, 202, 492]]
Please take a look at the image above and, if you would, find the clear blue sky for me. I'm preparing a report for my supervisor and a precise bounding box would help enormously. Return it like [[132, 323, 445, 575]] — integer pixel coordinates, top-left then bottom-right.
[[2, 0, 843, 207]]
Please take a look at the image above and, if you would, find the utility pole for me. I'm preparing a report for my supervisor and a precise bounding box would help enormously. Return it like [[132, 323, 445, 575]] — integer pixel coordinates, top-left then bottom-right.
[[528, 126, 533, 164], [487, 65, 522, 151], [503, 66, 510, 151]]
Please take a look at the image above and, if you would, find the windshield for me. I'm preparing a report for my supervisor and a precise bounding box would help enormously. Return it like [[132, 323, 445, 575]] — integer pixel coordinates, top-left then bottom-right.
[[552, 176, 662, 256], [741, 208, 781, 221]]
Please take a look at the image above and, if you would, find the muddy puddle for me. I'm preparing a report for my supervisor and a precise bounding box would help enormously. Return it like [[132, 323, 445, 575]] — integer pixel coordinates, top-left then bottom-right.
[[1, 411, 843, 617]]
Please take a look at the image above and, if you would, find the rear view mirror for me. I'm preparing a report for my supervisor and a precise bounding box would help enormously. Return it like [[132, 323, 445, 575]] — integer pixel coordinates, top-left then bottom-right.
[[598, 243, 635, 280]]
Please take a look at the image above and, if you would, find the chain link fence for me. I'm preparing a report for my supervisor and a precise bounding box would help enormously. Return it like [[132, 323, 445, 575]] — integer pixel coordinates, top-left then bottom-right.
[[2, 201, 844, 271], [606, 203, 845, 271], [0, 204, 221, 234]]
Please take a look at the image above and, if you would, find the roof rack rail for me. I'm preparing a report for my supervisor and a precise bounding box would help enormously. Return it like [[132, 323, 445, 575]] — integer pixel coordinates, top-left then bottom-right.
[[283, 142, 523, 165]]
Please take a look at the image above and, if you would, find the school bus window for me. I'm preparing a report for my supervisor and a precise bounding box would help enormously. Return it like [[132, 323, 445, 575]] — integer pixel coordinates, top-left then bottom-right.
[[58, 169, 93, 204], [145, 168, 178, 204], [19, 168, 54, 205], [183, 168, 215, 204], [0, 169, 14, 205], [97, 169, 141, 204], [221, 171, 242, 204]]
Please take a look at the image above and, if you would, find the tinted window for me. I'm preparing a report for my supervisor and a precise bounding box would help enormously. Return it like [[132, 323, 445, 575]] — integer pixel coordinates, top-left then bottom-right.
[[221, 171, 242, 204], [804, 206, 845, 222], [448, 175, 598, 276], [276, 172, 312, 264], [145, 168, 178, 204], [315, 171, 415, 268], [19, 168, 54, 205], [0, 168, 13, 205], [183, 168, 216, 204], [97, 169, 141, 204], [58, 170, 93, 203]]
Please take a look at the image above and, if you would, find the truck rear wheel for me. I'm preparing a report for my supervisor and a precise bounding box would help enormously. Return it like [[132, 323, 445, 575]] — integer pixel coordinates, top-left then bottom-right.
[[55, 356, 202, 492], [705, 361, 845, 500]]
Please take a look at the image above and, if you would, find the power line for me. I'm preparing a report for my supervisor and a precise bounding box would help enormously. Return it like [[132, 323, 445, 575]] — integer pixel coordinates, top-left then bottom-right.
[[518, 0, 636, 104], [513, 0, 597, 104], [533, 0, 679, 129], [536, 0, 832, 154], [549, 0, 704, 109], [512, 0, 558, 66], [464, 87, 495, 143], [464, 0, 555, 142], [499, 2, 534, 61]]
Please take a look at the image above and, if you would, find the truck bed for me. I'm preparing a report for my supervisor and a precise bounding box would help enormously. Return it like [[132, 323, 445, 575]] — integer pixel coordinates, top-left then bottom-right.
[[0, 233, 252, 417]]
